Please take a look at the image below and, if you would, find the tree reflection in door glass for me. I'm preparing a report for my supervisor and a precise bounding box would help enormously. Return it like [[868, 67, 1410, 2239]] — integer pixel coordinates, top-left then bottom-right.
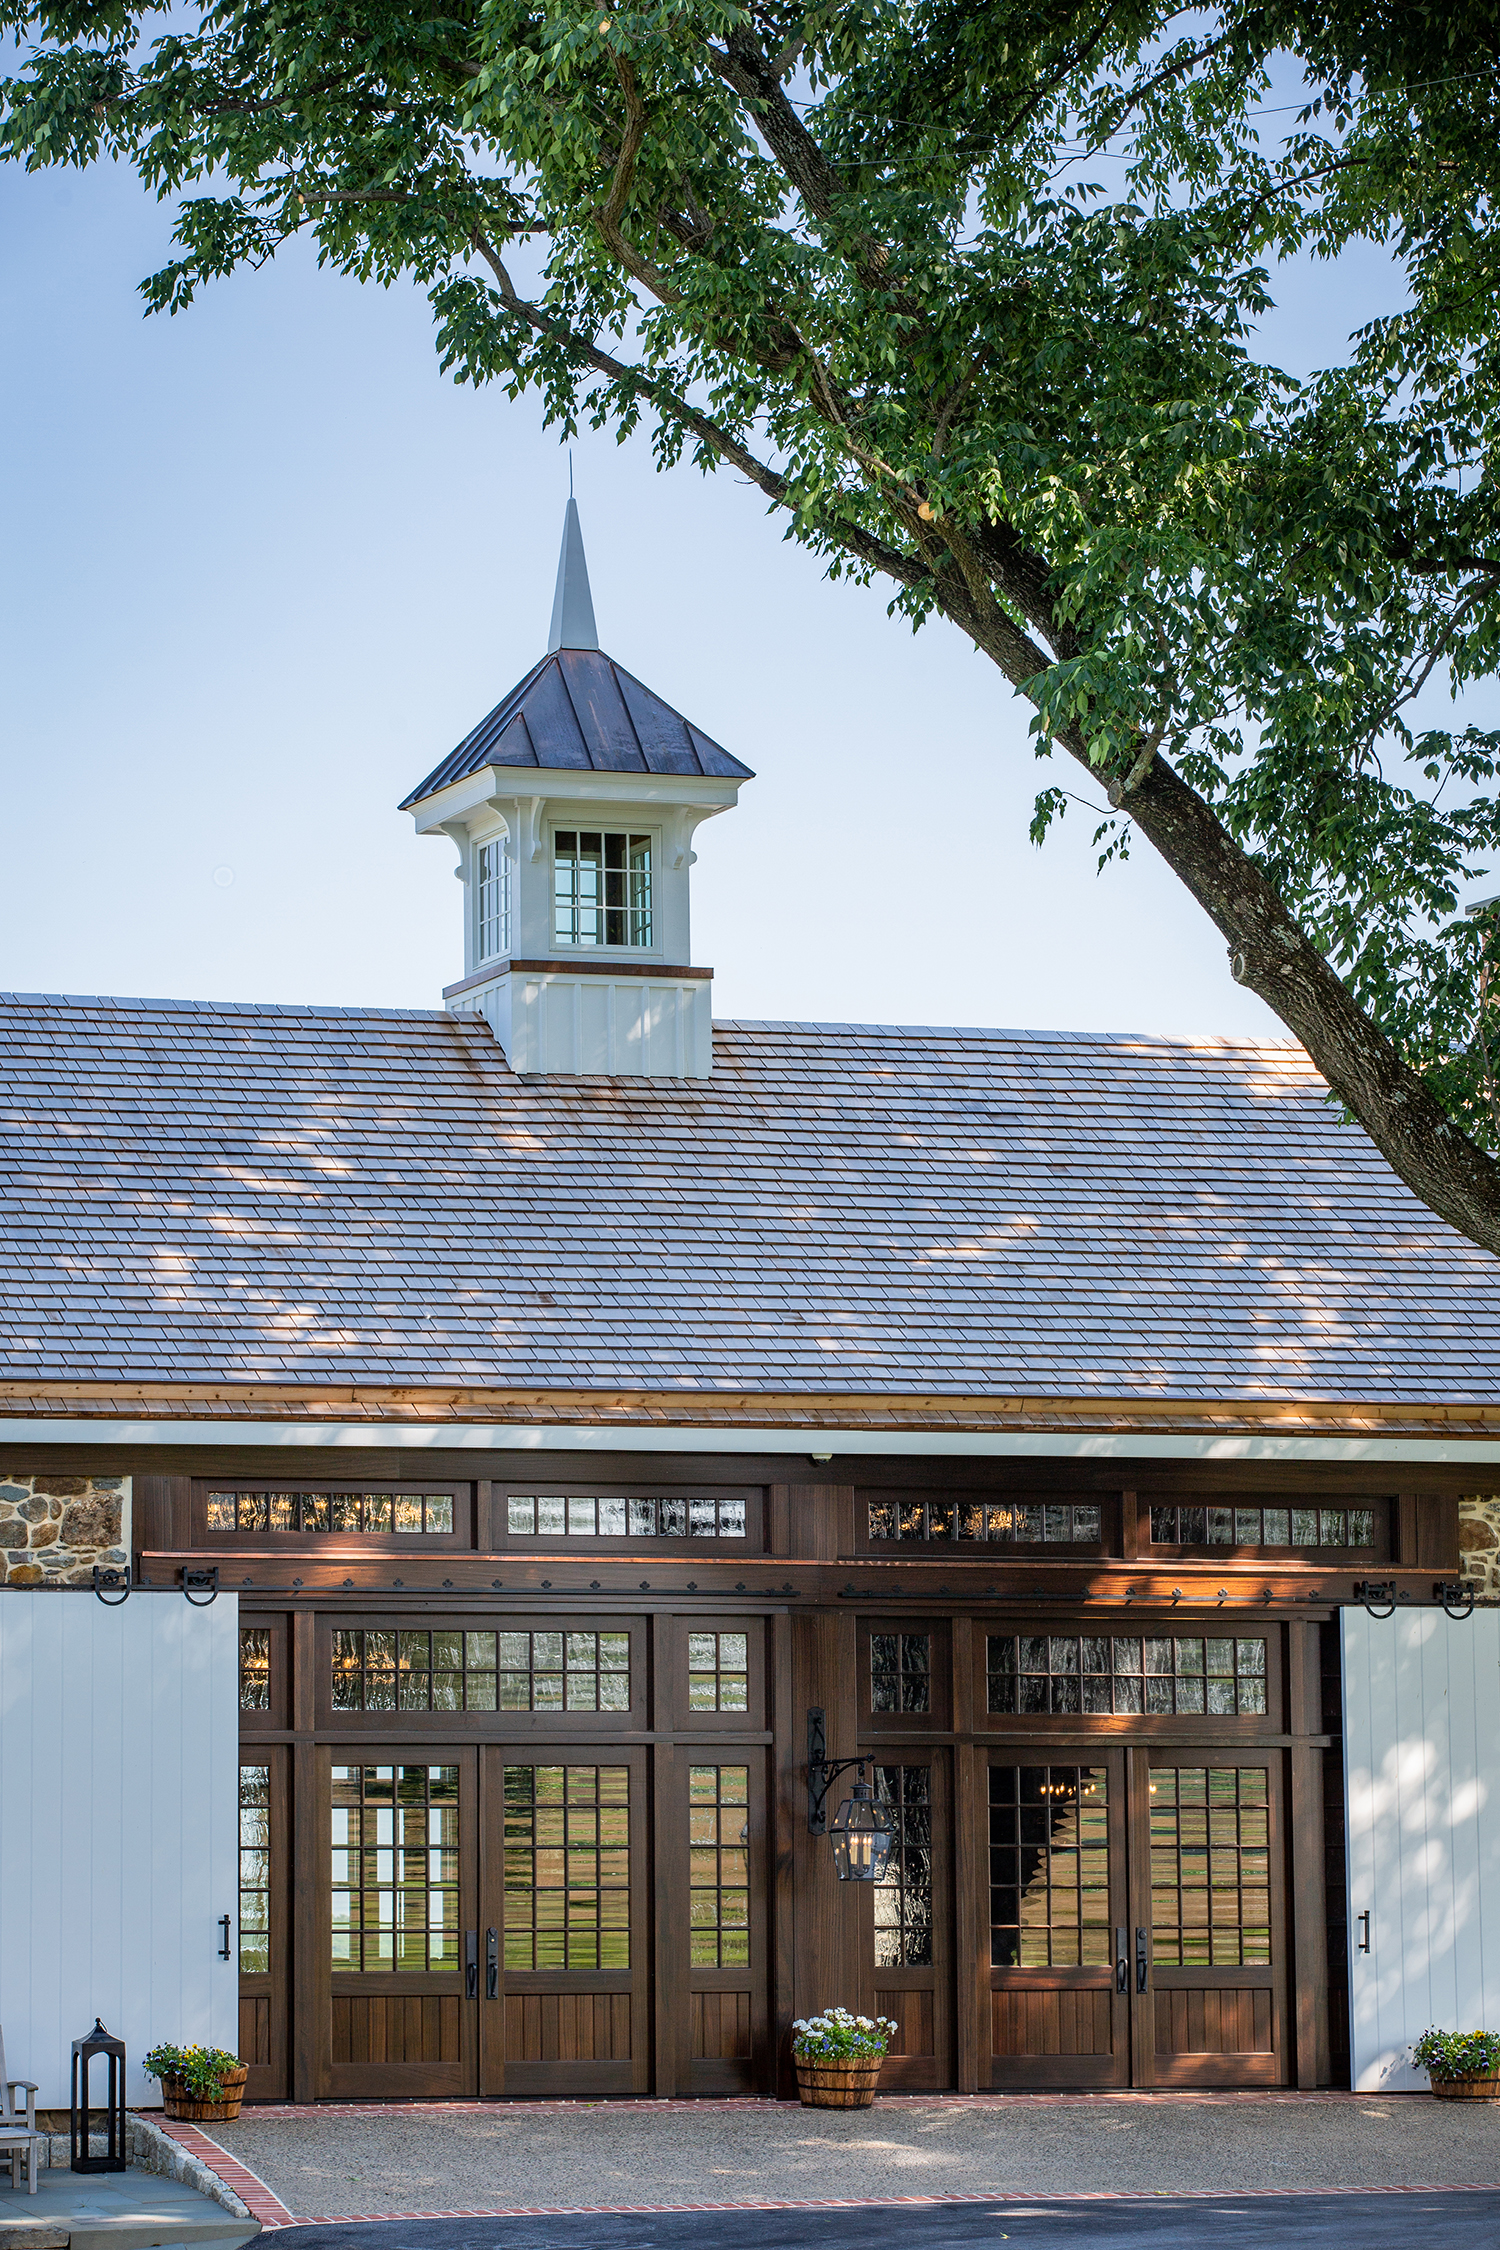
[[989, 1766, 1109, 1967], [1151, 1767, 1271, 1966]]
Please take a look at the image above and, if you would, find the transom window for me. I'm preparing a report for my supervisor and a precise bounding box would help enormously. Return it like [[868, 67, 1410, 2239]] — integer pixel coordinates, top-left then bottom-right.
[[332, 1628, 630, 1713], [689, 1765, 750, 1966], [987, 1635, 1268, 1717], [872, 1632, 931, 1714], [239, 1627, 271, 1710], [553, 829, 652, 947], [1150, 1504, 1375, 1549], [239, 1765, 270, 1974], [507, 1493, 746, 1539], [1151, 1767, 1271, 1967], [331, 1763, 459, 1974], [207, 1490, 454, 1536], [503, 1765, 630, 1969], [688, 1631, 749, 1712], [868, 1498, 1101, 1544], [990, 1764, 1110, 1967], [475, 835, 510, 962], [874, 1765, 933, 1968]]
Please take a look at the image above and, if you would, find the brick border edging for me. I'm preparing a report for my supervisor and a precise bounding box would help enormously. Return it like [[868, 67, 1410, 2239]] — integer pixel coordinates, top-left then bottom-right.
[[150, 2118, 296, 2230], [267, 2184, 1500, 2228]]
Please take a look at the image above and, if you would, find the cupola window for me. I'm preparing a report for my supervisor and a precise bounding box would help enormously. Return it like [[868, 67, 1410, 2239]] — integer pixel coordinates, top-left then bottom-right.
[[475, 836, 510, 962], [553, 830, 653, 947]]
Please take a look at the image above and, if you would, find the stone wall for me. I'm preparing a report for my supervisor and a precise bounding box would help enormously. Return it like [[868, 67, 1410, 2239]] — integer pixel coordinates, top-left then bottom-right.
[[1459, 1495, 1500, 1602], [0, 1473, 130, 1586]]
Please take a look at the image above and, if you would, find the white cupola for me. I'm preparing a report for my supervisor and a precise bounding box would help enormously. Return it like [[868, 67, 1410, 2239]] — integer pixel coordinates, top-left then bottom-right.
[[401, 501, 753, 1076]]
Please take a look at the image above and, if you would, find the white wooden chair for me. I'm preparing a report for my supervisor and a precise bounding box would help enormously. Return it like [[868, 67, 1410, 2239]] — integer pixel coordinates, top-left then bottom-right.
[[0, 2029, 43, 2193]]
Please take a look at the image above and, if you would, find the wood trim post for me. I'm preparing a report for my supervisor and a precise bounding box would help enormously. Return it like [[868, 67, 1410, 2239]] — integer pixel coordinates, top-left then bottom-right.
[[769, 1608, 797, 2097], [290, 1610, 318, 2102], [951, 1616, 980, 2092], [1119, 1490, 1140, 1563], [650, 1614, 683, 2097], [1287, 1620, 1331, 2087]]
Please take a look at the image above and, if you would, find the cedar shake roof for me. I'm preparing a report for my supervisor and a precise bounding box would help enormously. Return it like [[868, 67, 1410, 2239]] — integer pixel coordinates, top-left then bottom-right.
[[400, 648, 754, 807], [2, 995, 1497, 1409]]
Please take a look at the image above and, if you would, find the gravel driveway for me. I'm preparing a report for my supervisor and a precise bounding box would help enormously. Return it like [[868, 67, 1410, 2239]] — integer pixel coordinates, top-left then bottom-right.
[[205, 2094, 1500, 2218]]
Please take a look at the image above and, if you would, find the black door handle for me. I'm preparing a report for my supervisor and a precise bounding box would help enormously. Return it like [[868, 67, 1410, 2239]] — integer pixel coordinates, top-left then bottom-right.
[[486, 1926, 499, 1999], [1357, 1910, 1371, 1955], [1135, 1925, 1149, 1994], [219, 1915, 232, 1961], [465, 1929, 478, 1999], [1115, 1927, 1128, 1995]]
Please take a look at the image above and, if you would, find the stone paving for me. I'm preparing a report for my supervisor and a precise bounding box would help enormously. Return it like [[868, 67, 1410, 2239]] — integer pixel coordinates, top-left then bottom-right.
[[196, 2094, 1500, 2222]]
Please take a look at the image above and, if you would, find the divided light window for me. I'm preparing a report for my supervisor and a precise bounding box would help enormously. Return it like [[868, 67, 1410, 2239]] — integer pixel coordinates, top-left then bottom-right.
[[1150, 1504, 1376, 1548], [987, 1634, 1268, 1717], [504, 1765, 630, 1969], [873, 1766, 933, 1968], [207, 1490, 454, 1535], [475, 836, 510, 962], [553, 830, 652, 947], [332, 1628, 630, 1712], [507, 1494, 746, 1539], [239, 1765, 270, 1974], [872, 1632, 931, 1714], [869, 1497, 1101, 1544], [331, 1763, 459, 1974], [689, 1765, 751, 1966], [239, 1627, 271, 1710], [687, 1632, 749, 1712]]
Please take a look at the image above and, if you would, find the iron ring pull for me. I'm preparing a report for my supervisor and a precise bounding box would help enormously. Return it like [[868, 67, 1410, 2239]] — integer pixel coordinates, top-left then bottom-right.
[[465, 1930, 478, 2000]]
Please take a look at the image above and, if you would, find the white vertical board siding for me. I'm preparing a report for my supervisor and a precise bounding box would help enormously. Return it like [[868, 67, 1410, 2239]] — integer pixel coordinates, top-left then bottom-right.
[[1343, 1606, 1500, 2090], [0, 1590, 239, 2107]]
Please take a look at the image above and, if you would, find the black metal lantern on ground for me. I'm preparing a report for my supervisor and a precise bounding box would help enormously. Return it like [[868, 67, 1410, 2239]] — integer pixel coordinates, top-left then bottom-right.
[[806, 1708, 896, 1883], [71, 2019, 127, 2173]]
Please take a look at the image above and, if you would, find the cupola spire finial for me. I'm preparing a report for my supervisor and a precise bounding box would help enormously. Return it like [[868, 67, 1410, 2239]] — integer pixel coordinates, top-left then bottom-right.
[[547, 494, 599, 653]]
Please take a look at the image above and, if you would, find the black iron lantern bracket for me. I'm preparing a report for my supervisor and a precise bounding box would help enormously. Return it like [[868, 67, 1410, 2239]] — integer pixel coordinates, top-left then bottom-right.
[[1354, 1579, 1398, 1619], [1435, 1579, 1476, 1620], [806, 1707, 871, 1835]]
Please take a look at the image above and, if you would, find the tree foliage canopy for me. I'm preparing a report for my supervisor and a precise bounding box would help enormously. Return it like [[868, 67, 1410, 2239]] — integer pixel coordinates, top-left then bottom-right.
[[7, 0, 1500, 1248]]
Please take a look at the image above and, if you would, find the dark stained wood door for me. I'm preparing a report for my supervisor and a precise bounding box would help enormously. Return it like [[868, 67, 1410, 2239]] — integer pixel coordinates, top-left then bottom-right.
[[1135, 1748, 1286, 2086], [238, 1750, 290, 2100], [681, 1753, 769, 2092], [484, 1745, 650, 2095], [320, 1747, 478, 2098], [861, 1755, 953, 2089], [985, 1748, 1130, 2089]]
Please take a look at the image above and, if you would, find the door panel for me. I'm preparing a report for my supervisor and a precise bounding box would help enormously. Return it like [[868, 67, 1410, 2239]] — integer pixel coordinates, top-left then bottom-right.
[[321, 1749, 477, 2098], [238, 1751, 289, 2100], [864, 1758, 952, 2089], [682, 1756, 768, 2092], [488, 1747, 650, 2095], [1138, 1751, 1286, 2087], [986, 1751, 1129, 2089]]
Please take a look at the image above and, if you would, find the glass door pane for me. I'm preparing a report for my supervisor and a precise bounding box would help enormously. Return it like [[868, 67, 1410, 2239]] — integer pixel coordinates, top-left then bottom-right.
[[987, 1749, 1128, 2090]]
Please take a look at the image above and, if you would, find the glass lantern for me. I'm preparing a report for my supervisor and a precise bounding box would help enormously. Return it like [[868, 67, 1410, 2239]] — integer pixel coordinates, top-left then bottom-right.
[[828, 1774, 895, 1884]]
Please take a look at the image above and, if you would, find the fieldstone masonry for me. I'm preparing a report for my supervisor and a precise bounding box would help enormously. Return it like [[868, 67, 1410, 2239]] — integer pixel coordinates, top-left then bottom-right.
[[1458, 1495, 1500, 1601], [0, 1472, 129, 1585]]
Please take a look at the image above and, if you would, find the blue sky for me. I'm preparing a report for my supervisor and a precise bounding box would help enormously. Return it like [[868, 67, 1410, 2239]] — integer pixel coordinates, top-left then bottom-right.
[[0, 151, 1415, 1039]]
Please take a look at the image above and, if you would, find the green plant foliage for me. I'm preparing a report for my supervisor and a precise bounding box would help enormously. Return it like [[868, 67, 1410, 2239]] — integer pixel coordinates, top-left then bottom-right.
[[4, 0, 1500, 1237], [141, 2043, 242, 2100], [1411, 2026, 1500, 2083]]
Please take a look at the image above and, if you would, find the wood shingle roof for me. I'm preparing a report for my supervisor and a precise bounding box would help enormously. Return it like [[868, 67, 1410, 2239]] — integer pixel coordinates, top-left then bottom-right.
[[2, 995, 1496, 1412]]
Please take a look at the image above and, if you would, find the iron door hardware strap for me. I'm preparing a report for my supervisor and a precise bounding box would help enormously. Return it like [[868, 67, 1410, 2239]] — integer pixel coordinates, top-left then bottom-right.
[[1135, 1926, 1149, 1994], [486, 1927, 499, 1999], [1115, 1927, 1128, 1995], [465, 1930, 478, 1999]]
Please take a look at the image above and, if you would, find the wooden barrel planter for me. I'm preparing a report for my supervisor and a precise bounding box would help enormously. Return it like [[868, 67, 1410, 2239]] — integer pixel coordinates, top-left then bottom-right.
[[795, 2057, 884, 2109], [1431, 2074, 1500, 2101], [159, 2067, 249, 2123]]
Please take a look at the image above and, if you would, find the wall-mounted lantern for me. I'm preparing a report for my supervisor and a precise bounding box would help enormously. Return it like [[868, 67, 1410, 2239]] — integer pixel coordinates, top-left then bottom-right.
[[806, 1708, 894, 1884], [70, 2019, 127, 2173]]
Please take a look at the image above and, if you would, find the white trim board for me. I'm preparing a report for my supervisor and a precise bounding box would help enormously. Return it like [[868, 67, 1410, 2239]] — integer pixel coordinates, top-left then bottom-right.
[[2, 1417, 1500, 1462]]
